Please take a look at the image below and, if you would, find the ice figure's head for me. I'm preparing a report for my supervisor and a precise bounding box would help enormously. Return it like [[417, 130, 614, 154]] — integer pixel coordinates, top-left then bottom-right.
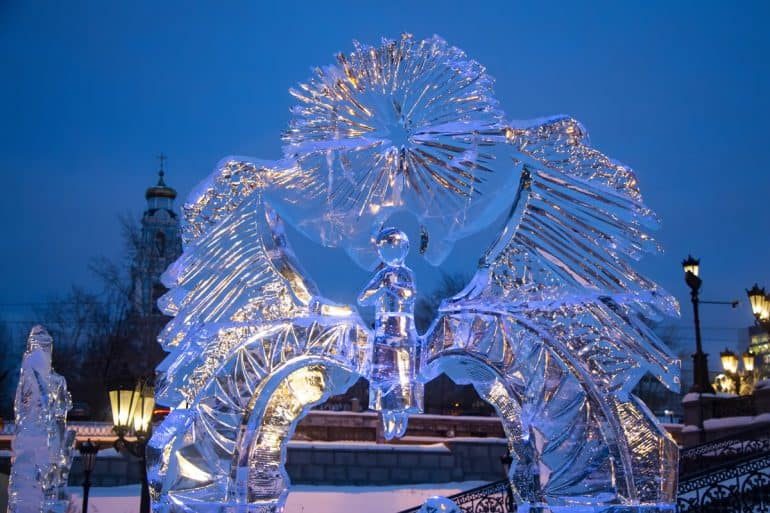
[[376, 228, 409, 266], [27, 325, 53, 353]]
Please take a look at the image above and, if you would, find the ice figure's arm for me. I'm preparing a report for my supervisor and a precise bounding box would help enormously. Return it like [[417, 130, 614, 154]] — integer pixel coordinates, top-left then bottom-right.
[[387, 284, 414, 300], [357, 269, 388, 305], [388, 269, 416, 297]]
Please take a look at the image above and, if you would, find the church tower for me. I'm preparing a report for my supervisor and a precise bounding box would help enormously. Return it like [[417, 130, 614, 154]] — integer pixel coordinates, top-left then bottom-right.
[[132, 156, 182, 316]]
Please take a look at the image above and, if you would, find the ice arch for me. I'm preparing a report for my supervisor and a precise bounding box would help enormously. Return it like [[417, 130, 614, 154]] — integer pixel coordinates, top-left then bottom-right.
[[149, 331, 674, 512], [422, 311, 679, 508], [147, 322, 366, 512]]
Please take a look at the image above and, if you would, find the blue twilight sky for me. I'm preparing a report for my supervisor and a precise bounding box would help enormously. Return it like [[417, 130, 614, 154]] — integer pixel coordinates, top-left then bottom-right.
[[1, 1, 769, 357]]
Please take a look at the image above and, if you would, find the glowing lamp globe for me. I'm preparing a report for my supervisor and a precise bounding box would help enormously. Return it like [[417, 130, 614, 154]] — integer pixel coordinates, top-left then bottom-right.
[[747, 284, 768, 320], [720, 349, 739, 375], [682, 255, 700, 277], [743, 351, 756, 373], [133, 381, 156, 437], [108, 371, 140, 437]]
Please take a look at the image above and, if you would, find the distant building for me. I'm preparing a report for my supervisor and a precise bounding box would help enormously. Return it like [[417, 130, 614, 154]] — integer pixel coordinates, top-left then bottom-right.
[[117, 162, 183, 383], [748, 325, 770, 379], [131, 165, 182, 317]]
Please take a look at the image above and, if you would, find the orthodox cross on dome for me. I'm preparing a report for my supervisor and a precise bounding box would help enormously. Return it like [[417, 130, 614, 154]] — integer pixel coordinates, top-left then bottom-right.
[[157, 153, 168, 185]]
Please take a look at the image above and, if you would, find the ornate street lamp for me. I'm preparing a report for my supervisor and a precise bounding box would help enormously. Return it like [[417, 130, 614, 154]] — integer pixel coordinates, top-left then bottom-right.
[[746, 283, 768, 321], [108, 373, 154, 513], [717, 348, 757, 395], [77, 439, 99, 513], [743, 350, 756, 373], [720, 349, 738, 375], [682, 255, 714, 394], [108, 369, 140, 440], [747, 284, 770, 325], [682, 255, 700, 277]]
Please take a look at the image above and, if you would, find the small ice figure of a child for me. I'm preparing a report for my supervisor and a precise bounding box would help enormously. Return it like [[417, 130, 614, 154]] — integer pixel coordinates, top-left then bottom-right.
[[358, 227, 424, 439]]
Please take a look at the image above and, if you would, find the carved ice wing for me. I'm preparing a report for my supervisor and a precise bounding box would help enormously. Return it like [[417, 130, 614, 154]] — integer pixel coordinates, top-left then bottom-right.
[[155, 159, 367, 406], [432, 116, 679, 395]]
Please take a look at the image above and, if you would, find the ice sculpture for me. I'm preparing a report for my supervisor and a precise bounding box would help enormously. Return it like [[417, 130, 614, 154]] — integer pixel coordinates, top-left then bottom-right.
[[358, 227, 423, 439], [278, 35, 514, 268], [7, 325, 76, 513], [148, 34, 680, 513]]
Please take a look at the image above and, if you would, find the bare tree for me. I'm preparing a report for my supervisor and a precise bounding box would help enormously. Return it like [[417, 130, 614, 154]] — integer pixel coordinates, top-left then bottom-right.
[[30, 214, 146, 419], [414, 273, 469, 334], [0, 319, 24, 420]]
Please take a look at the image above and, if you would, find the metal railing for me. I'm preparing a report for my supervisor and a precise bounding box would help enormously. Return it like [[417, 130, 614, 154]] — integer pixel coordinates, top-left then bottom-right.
[[679, 422, 770, 477], [399, 423, 770, 513], [399, 480, 513, 513]]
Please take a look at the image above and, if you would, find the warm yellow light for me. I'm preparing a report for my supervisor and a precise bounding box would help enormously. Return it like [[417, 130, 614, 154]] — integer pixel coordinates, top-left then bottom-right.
[[761, 300, 770, 321], [682, 255, 700, 277], [720, 349, 739, 374], [747, 284, 767, 319], [743, 351, 756, 373], [109, 383, 140, 431], [286, 367, 325, 405], [133, 384, 156, 436]]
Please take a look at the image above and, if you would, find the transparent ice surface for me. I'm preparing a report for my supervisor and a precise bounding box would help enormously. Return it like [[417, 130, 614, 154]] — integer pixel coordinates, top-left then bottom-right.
[[417, 496, 461, 513], [149, 35, 679, 513], [358, 228, 423, 439], [7, 326, 76, 513], [277, 34, 517, 269]]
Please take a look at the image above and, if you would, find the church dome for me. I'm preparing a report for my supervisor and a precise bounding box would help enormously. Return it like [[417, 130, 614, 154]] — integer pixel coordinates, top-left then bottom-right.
[[146, 171, 177, 200]]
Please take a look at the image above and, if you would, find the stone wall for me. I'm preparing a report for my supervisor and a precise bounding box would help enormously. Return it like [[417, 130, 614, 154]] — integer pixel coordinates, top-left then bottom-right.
[[286, 439, 508, 486], [2, 438, 509, 489], [680, 384, 770, 446], [294, 411, 505, 442]]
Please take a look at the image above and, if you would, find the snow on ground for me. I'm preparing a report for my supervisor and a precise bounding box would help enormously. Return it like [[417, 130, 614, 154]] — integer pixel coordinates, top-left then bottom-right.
[[66, 481, 487, 513]]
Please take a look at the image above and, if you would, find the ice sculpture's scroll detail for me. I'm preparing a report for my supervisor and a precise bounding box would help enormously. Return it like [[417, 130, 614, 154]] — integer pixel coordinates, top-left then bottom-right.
[[148, 34, 679, 513], [7, 325, 76, 513]]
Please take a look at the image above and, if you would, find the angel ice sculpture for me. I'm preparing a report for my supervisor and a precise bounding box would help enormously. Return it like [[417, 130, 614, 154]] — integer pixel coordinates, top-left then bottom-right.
[[358, 228, 422, 439], [148, 35, 680, 513], [7, 325, 76, 513]]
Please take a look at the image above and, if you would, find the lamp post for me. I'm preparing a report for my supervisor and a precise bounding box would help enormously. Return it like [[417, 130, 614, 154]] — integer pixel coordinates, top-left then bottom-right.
[[717, 348, 756, 395], [720, 348, 740, 393], [108, 372, 155, 513], [682, 255, 715, 394], [77, 439, 99, 513], [747, 284, 770, 329], [500, 453, 514, 512]]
